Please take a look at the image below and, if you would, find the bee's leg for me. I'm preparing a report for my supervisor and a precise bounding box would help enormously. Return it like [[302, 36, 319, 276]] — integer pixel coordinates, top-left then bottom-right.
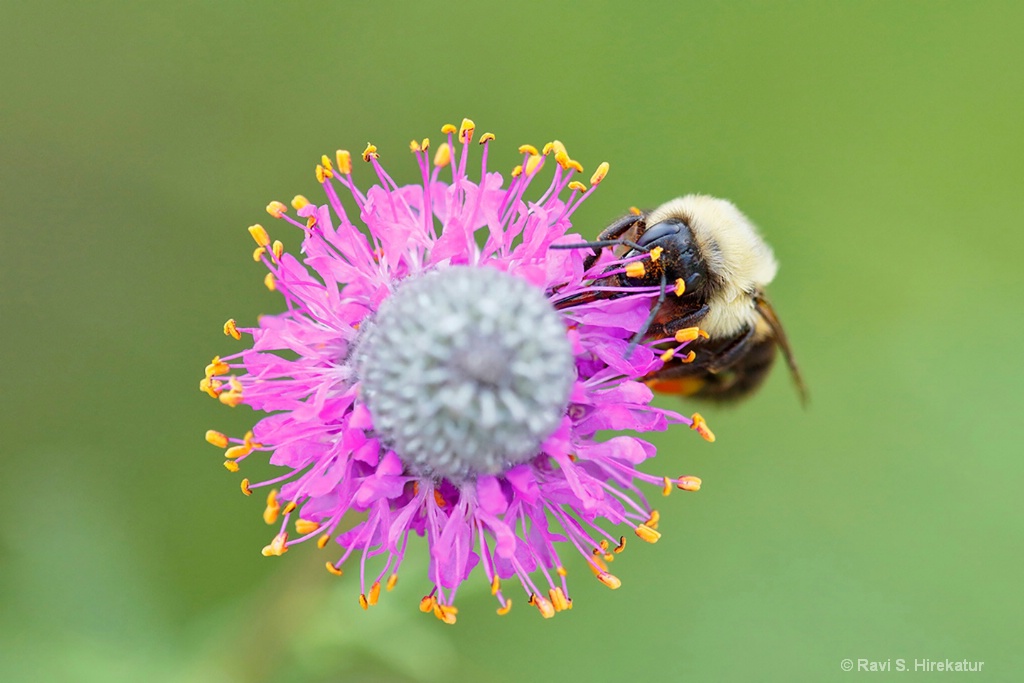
[[702, 325, 757, 373], [661, 304, 711, 336]]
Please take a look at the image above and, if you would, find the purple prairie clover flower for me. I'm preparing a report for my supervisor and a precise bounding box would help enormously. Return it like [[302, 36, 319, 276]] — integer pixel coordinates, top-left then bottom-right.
[[201, 119, 714, 623]]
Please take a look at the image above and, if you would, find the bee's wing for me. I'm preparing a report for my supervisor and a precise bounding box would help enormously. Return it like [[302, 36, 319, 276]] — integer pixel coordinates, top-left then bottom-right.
[[755, 295, 809, 406]]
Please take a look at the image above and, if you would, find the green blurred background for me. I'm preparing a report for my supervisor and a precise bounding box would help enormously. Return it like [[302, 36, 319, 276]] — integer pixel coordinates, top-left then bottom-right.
[[3, 1, 1022, 681]]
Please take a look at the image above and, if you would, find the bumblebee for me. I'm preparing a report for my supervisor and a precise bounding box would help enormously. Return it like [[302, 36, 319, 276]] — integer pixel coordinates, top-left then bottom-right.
[[572, 195, 806, 403]]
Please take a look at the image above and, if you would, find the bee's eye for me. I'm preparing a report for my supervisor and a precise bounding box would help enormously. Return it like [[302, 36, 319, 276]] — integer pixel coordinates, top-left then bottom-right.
[[637, 219, 684, 248]]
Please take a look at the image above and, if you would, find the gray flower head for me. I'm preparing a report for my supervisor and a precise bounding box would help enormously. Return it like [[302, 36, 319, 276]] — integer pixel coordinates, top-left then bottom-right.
[[354, 265, 576, 481]]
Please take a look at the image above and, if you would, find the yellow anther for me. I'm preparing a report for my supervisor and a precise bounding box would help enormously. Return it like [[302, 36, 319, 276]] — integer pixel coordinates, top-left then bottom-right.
[[368, 581, 381, 606], [524, 153, 543, 176], [337, 150, 354, 175], [263, 489, 280, 525], [518, 144, 539, 156], [434, 603, 458, 625], [554, 150, 572, 170], [252, 246, 266, 262], [662, 476, 673, 497], [680, 350, 696, 363], [317, 534, 330, 549], [614, 536, 627, 553], [266, 201, 287, 218], [496, 600, 513, 616], [359, 594, 369, 610], [567, 180, 587, 193], [674, 327, 702, 343], [420, 138, 430, 151], [599, 539, 610, 552], [646, 509, 660, 529], [458, 118, 475, 143], [419, 595, 436, 613], [511, 164, 523, 177], [677, 475, 703, 492], [206, 357, 230, 378], [240, 478, 252, 496], [649, 246, 663, 261], [660, 349, 675, 363], [491, 576, 500, 595], [272, 240, 284, 260], [325, 562, 343, 576], [224, 318, 241, 340], [291, 195, 310, 211], [588, 555, 608, 574], [261, 532, 288, 557], [433, 490, 446, 508], [433, 142, 451, 168], [556, 565, 567, 577], [218, 389, 243, 407], [674, 278, 686, 296], [478, 132, 494, 144], [549, 587, 570, 612], [596, 572, 622, 590], [305, 216, 317, 230], [690, 412, 715, 442], [200, 377, 221, 398], [566, 158, 584, 173], [320, 154, 333, 172], [361, 143, 378, 162], [635, 523, 662, 543], [247, 224, 270, 247], [531, 594, 555, 619], [590, 161, 610, 185], [625, 262, 646, 278], [224, 444, 249, 459], [205, 430, 228, 448], [264, 272, 276, 292], [386, 573, 398, 591], [295, 518, 320, 534], [315, 165, 326, 184], [223, 460, 239, 472], [440, 123, 457, 135], [409, 139, 421, 153], [283, 501, 297, 515], [548, 140, 567, 157]]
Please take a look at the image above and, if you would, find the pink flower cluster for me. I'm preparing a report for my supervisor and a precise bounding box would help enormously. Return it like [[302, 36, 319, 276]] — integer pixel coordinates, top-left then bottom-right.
[[201, 120, 709, 622]]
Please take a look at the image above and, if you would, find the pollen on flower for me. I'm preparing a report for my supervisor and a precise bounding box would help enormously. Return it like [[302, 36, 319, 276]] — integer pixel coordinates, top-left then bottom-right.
[[433, 142, 451, 167], [204, 120, 711, 622], [336, 150, 352, 174], [261, 532, 288, 557], [677, 475, 703, 492], [590, 161, 610, 185], [674, 278, 687, 296], [223, 319, 241, 340], [205, 430, 228, 448], [625, 261, 646, 278], [691, 413, 716, 442], [635, 523, 661, 543]]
